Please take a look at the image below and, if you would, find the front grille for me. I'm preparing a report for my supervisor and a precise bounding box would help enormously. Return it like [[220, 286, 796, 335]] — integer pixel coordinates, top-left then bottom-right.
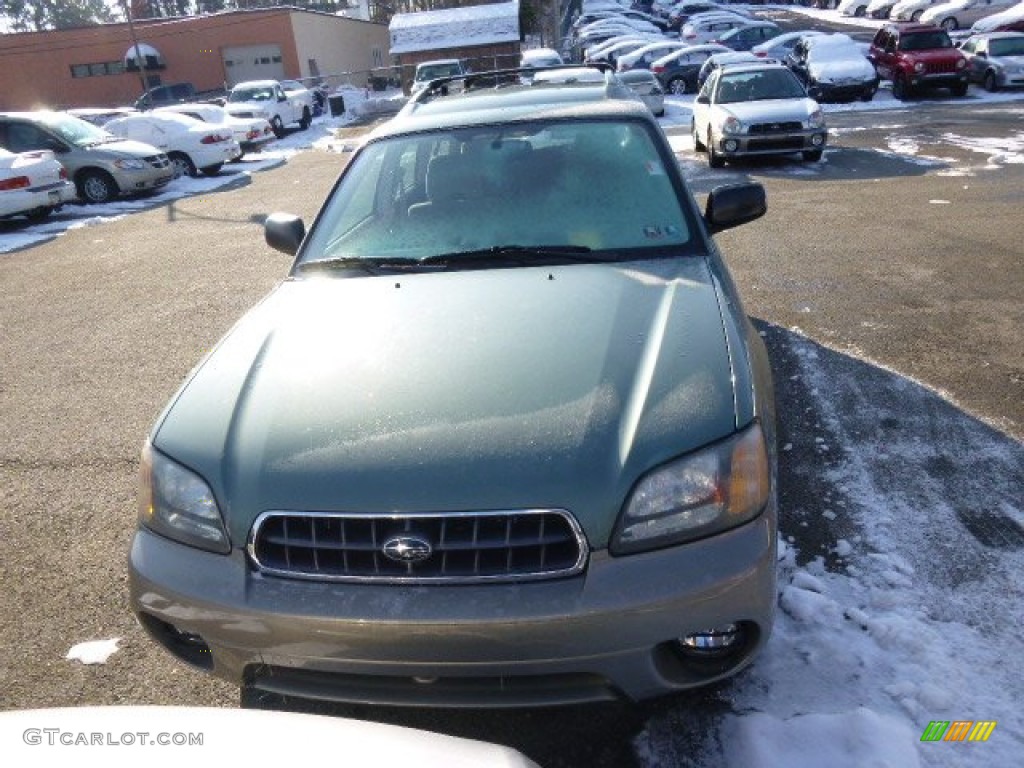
[[248, 509, 588, 584], [748, 121, 803, 135], [747, 137, 806, 152], [924, 61, 957, 75]]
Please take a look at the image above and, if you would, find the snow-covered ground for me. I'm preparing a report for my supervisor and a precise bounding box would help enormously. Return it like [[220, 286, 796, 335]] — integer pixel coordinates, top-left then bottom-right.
[[635, 325, 1024, 767]]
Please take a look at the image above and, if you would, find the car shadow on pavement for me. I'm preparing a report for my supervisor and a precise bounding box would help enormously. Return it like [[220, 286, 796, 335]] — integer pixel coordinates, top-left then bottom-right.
[[680, 146, 943, 193], [241, 322, 1022, 768]]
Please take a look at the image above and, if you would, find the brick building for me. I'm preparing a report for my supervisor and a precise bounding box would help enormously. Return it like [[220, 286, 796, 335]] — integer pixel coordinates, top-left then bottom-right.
[[0, 7, 389, 111]]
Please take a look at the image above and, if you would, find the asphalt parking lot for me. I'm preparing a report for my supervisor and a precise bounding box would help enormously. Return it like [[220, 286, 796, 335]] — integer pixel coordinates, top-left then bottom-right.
[[1, 80, 1022, 767]]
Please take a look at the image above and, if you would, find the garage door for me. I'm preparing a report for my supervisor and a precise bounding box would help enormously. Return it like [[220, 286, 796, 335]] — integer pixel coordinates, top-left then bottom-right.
[[223, 44, 285, 86]]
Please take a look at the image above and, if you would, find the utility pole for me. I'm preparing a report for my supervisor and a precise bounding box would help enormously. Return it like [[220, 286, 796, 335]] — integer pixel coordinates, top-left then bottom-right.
[[122, 0, 150, 103]]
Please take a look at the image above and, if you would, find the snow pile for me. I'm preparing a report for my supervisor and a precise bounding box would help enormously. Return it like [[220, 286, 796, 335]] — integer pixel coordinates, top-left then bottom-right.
[[66, 638, 120, 665]]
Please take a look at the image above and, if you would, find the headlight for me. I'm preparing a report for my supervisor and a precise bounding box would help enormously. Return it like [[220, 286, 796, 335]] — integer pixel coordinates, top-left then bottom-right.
[[721, 116, 742, 135], [611, 423, 771, 555], [113, 158, 146, 171], [955, 59, 966, 70], [807, 109, 825, 129], [138, 441, 230, 554], [914, 62, 925, 74]]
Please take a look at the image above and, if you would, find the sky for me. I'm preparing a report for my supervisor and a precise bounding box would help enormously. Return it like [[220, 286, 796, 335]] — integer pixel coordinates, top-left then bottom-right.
[[2, 8, 1023, 765]]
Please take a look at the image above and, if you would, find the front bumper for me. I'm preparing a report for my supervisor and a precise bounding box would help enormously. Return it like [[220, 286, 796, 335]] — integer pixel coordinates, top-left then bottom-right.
[[909, 71, 968, 90], [812, 79, 878, 103], [130, 507, 777, 707], [113, 167, 174, 194], [713, 128, 827, 159]]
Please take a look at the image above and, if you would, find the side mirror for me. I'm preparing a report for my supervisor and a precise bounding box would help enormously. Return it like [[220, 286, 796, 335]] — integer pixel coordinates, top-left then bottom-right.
[[704, 182, 766, 234], [696, 94, 710, 104], [264, 212, 305, 256]]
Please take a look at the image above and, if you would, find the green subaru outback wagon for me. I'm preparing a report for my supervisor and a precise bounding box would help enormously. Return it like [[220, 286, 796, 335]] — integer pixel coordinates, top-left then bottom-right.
[[130, 66, 778, 707]]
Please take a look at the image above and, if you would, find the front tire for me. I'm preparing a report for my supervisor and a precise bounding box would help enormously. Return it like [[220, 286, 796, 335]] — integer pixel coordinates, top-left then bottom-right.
[[950, 81, 968, 98], [707, 130, 725, 168], [983, 71, 998, 92], [298, 108, 311, 130], [940, 17, 957, 31], [77, 170, 118, 204], [892, 72, 910, 100], [802, 149, 823, 162], [911, 9, 923, 20], [270, 116, 285, 138], [692, 119, 705, 151], [169, 152, 197, 179], [854, 5, 867, 16], [668, 77, 688, 96], [200, 163, 224, 177]]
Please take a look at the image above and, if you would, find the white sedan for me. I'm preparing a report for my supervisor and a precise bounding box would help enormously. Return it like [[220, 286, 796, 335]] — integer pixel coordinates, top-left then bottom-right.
[[691, 61, 827, 167], [156, 103, 274, 157], [0, 147, 76, 221], [104, 112, 239, 178]]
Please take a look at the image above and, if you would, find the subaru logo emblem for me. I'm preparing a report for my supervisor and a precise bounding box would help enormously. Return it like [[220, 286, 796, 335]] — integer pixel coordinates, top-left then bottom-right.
[[382, 535, 432, 564]]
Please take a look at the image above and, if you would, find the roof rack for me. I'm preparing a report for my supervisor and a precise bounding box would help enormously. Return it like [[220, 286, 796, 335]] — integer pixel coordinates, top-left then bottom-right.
[[407, 62, 631, 107]]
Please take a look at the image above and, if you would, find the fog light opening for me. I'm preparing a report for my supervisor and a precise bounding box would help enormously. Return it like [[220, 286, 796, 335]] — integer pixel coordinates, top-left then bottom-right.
[[137, 613, 213, 670], [679, 623, 743, 658], [724, 139, 739, 152]]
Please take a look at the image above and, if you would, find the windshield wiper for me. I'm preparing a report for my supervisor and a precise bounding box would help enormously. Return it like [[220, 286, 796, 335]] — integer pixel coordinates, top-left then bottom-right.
[[295, 256, 422, 275], [419, 245, 595, 268]]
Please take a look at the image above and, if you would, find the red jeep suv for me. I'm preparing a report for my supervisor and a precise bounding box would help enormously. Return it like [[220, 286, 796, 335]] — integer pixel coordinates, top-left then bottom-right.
[[868, 23, 969, 100]]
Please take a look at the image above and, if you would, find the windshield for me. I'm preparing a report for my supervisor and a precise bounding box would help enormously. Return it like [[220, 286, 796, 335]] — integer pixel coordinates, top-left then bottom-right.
[[898, 32, 952, 51], [990, 38, 1024, 57], [298, 120, 695, 270], [229, 86, 274, 102], [416, 63, 463, 81], [716, 69, 806, 103], [35, 112, 113, 147]]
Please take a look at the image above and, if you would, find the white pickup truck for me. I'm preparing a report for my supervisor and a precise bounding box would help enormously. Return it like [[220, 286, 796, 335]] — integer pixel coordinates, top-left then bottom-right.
[[224, 79, 314, 138]]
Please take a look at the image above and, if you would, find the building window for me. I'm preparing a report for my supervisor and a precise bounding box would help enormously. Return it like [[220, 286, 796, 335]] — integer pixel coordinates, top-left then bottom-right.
[[70, 61, 125, 78]]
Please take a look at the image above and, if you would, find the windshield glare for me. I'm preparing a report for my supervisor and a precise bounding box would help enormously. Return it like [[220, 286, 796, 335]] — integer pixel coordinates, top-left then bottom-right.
[[990, 38, 1024, 57], [716, 69, 806, 103], [229, 87, 273, 102], [37, 112, 112, 147], [298, 120, 694, 267]]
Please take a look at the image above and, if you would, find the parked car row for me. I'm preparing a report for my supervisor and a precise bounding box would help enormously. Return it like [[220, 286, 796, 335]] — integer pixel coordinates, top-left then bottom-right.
[[0, 87, 290, 214]]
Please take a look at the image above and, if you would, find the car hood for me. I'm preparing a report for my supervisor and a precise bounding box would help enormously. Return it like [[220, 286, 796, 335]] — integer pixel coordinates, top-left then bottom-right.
[[87, 138, 164, 158], [153, 260, 742, 548], [719, 97, 819, 124]]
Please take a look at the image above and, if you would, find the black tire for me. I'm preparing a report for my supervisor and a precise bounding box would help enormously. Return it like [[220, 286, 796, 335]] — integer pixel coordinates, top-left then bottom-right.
[[950, 81, 968, 98], [854, 5, 866, 16], [892, 72, 910, 100], [200, 163, 224, 177], [940, 17, 957, 31], [76, 169, 118, 204], [668, 77, 688, 96], [911, 9, 923, 20], [298, 108, 311, 130], [861, 85, 876, 102], [169, 152, 197, 179], [802, 149, 823, 162], [983, 71, 998, 92], [270, 116, 285, 138], [692, 119, 705, 151], [707, 129, 725, 168]]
